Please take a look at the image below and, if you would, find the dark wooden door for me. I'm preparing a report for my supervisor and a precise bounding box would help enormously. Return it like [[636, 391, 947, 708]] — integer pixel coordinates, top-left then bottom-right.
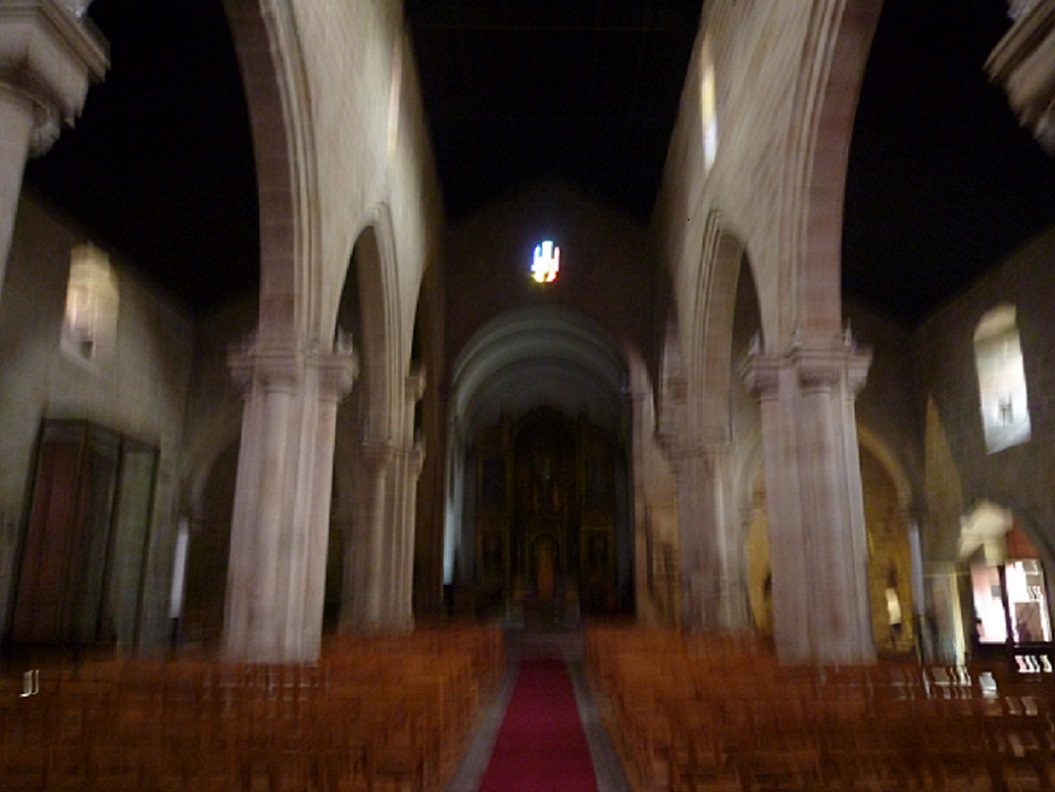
[[10, 422, 139, 646]]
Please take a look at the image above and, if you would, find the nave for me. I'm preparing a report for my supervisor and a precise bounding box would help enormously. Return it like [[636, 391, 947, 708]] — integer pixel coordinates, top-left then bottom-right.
[[446, 628, 629, 792], [2, 624, 1054, 791]]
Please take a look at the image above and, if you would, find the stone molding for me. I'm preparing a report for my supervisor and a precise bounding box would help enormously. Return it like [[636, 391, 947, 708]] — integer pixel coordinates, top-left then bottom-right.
[[229, 343, 300, 395], [314, 347, 358, 402], [986, 0, 1055, 154], [406, 362, 426, 403], [408, 441, 425, 475], [229, 340, 357, 399], [0, 0, 108, 156], [740, 340, 872, 398], [360, 441, 397, 472]]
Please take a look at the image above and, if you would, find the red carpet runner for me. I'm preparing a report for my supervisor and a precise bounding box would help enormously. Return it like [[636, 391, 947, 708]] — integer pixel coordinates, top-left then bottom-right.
[[478, 658, 599, 792]]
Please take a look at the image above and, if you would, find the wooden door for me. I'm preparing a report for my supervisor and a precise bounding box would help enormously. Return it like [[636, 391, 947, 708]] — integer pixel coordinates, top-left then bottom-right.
[[9, 421, 147, 646]]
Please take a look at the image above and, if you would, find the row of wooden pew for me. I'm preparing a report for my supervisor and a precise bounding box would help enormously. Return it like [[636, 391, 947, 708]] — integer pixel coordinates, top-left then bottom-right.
[[585, 626, 1055, 792], [0, 626, 504, 791]]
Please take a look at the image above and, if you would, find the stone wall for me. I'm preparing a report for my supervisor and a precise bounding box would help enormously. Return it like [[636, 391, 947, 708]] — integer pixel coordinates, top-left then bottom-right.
[[443, 184, 655, 370], [912, 224, 1055, 566]]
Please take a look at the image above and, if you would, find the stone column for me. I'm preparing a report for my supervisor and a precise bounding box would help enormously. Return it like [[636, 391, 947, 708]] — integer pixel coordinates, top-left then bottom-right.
[[353, 442, 396, 629], [391, 441, 424, 627], [627, 387, 656, 624], [0, 1, 107, 295], [742, 338, 873, 664], [297, 348, 357, 655], [224, 341, 355, 662], [666, 437, 745, 631], [377, 449, 408, 627], [391, 366, 426, 627], [368, 366, 427, 630]]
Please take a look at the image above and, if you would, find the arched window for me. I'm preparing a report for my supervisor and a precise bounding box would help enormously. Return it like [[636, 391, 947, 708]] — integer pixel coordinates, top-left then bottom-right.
[[700, 32, 718, 171], [61, 244, 118, 369], [974, 304, 1030, 453]]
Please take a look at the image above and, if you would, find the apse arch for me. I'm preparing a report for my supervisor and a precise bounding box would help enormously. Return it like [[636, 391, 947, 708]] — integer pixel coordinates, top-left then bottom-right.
[[450, 306, 628, 438], [443, 306, 631, 589]]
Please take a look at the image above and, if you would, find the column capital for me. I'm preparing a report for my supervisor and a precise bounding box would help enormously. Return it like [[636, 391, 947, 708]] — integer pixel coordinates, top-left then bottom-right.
[[0, 0, 108, 156], [740, 340, 872, 397], [658, 433, 730, 476], [408, 440, 426, 476], [361, 442, 397, 472], [794, 343, 872, 393], [665, 374, 688, 403], [739, 354, 783, 399], [229, 341, 300, 394], [405, 362, 426, 403], [311, 346, 358, 402]]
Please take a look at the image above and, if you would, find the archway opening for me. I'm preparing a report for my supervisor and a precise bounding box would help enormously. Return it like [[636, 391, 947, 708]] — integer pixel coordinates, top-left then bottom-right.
[[445, 307, 632, 623], [181, 439, 238, 646]]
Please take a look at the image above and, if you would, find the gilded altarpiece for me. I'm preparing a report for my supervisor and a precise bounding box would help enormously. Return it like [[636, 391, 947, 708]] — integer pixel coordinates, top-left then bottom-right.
[[472, 407, 620, 616]]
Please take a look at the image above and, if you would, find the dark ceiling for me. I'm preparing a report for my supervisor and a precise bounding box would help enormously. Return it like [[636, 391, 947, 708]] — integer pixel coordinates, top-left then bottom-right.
[[23, 0, 259, 314], [19, 0, 1055, 325], [404, 0, 703, 221], [843, 0, 1055, 322]]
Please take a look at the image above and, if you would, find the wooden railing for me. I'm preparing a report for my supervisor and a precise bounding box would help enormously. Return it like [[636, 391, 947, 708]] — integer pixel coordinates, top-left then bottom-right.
[[585, 626, 1055, 792], [0, 626, 503, 791]]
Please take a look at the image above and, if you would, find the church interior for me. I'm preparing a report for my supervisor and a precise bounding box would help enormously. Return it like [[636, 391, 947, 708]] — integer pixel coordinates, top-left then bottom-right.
[[1, 0, 1055, 789]]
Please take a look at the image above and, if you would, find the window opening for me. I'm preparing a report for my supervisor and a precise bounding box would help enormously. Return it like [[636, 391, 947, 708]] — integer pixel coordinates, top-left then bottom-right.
[[974, 304, 1030, 453], [387, 37, 403, 162], [972, 559, 1052, 646], [700, 33, 718, 171], [531, 240, 560, 284], [61, 244, 118, 369]]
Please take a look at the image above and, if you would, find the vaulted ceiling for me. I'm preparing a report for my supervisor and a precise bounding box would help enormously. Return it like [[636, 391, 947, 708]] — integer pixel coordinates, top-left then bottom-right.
[[19, 0, 1055, 325]]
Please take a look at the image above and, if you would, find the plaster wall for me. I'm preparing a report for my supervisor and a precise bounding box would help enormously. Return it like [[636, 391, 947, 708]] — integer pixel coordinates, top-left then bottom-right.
[[0, 195, 195, 644]]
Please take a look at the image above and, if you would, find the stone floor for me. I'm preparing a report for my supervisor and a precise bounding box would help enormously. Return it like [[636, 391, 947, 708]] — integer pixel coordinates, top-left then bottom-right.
[[444, 627, 631, 792]]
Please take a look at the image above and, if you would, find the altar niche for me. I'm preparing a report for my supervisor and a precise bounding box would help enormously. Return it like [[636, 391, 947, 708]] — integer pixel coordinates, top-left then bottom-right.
[[472, 407, 626, 621]]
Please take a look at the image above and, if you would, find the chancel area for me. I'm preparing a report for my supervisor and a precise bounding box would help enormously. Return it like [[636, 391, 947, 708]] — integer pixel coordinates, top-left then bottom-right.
[[1, 0, 1055, 789]]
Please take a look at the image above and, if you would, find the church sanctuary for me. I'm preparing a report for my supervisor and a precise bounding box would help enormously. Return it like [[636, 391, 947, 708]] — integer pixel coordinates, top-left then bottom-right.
[[2, 0, 1055, 789]]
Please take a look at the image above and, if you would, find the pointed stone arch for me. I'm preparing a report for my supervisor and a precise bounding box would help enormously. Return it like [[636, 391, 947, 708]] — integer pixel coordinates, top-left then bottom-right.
[[223, 0, 319, 342], [787, 0, 884, 340], [411, 260, 447, 617], [656, 304, 687, 443], [445, 306, 633, 613], [691, 212, 763, 442], [856, 424, 913, 514], [337, 210, 402, 445], [330, 211, 405, 631]]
